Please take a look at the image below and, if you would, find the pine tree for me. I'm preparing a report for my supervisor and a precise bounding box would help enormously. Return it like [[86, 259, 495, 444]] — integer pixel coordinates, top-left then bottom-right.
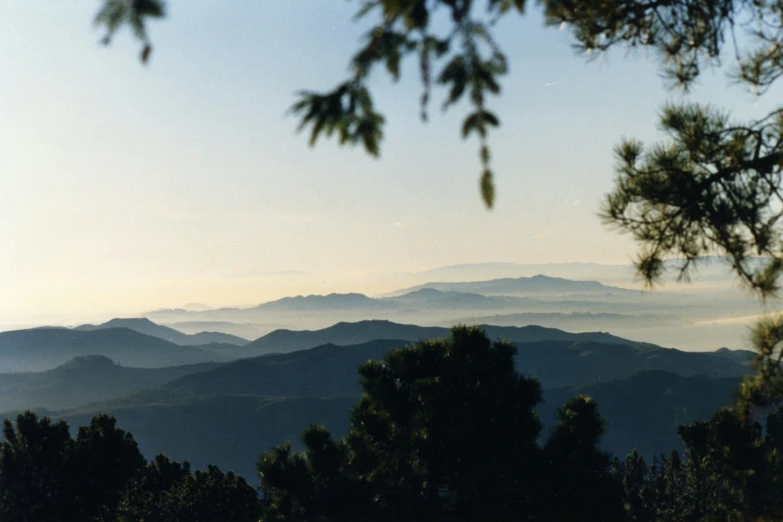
[[542, 395, 625, 522]]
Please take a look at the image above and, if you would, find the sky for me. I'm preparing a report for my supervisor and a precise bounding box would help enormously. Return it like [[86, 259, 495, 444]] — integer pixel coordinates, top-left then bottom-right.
[[2, 2, 781, 324]]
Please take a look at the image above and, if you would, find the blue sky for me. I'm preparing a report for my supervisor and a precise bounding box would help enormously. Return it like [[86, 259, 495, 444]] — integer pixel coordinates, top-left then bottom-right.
[[1, 1, 778, 322]]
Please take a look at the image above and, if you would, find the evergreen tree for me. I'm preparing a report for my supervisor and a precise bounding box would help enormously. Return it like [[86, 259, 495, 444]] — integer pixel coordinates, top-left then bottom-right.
[[115, 454, 192, 522], [70, 414, 146, 522], [0, 411, 74, 522], [0, 411, 145, 522], [155, 465, 261, 522], [542, 395, 625, 522], [615, 450, 652, 522], [259, 325, 626, 522]]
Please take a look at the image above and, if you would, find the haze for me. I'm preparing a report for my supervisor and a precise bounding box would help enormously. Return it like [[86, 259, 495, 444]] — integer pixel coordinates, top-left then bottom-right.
[[2, 2, 780, 326]]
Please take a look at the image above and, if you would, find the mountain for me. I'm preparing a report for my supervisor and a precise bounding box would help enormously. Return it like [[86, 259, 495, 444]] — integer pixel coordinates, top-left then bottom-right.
[[541, 370, 740, 460], [390, 274, 636, 296], [251, 293, 395, 312], [514, 339, 751, 388], [385, 288, 525, 309], [240, 320, 445, 356], [238, 320, 652, 357], [452, 311, 675, 330], [166, 335, 751, 399], [75, 318, 248, 346], [165, 339, 406, 398], [165, 321, 276, 341], [0, 327, 230, 372], [0, 356, 223, 412]]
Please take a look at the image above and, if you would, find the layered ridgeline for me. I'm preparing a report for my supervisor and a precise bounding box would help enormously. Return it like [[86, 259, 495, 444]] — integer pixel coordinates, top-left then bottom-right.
[[75, 317, 248, 346], [0, 327, 232, 372], [0, 319, 753, 481], [0, 355, 222, 411], [234, 319, 656, 358], [0, 318, 660, 372], [142, 273, 763, 351]]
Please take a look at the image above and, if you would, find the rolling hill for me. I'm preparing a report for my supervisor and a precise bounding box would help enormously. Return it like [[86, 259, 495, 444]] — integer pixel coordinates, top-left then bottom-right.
[[50, 394, 355, 481], [42, 370, 744, 482], [541, 370, 741, 459], [238, 320, 653, 357], [75, 318, 248, 346], [165, 335, 751, 398], [165, 339, 406, 398], [0, 355, 224, 411], [0, 327, 230, 372], [513, 339, 752, 388]]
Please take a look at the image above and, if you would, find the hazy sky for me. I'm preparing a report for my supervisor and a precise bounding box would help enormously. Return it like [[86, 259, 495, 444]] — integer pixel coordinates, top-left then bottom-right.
[[2, 2, 780, 323]]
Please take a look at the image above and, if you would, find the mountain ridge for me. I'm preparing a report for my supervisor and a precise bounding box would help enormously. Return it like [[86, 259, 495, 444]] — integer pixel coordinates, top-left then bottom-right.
[[75, 317, 248, 346]]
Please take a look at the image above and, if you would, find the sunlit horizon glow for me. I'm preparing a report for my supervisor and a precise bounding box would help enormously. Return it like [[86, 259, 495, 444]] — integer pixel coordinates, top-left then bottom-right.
[[2, 2, 780, 326]]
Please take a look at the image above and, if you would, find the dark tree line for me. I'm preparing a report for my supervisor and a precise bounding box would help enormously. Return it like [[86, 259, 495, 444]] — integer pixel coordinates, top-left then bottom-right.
[[0, 413, 259, 522], [2, 326, 782, 521]]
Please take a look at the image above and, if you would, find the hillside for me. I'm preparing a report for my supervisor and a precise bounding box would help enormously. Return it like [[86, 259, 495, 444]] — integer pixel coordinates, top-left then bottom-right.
[[43, 370, 743, 483], [0, 356, 223, 411], [165, 336, 751, 398], [0, 327, 230, 372], [51, 394, 355, 481], [514, 339, 752, 388], [541, 370, 741, 459], [239, 320, 651, 357], [75, 317, 248, 346], [165, 339, 406, 398]]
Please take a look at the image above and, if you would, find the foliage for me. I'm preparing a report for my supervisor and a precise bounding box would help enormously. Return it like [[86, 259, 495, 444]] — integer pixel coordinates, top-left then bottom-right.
[[93, 0, 783, 221], [259, 325, 623, 522], [543, 395, 625, 521], [614, 406, 783, 521], [0, 411, 144, 522], [7, 331, 783, 520], [95, 0, 165, 63]]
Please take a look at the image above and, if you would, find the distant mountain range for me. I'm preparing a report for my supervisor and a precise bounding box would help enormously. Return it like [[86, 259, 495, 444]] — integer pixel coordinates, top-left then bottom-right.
[[147, 276, 641, 320], [388, 274, 636, 297], [0, 315, 755, 482], [452, 311, 677, 330], [254, 293, 395, 311], [235, 319, 653, 358], [0, 327, 231, 372], [1, 332, 750, 414], [75, 318, 248, 346]]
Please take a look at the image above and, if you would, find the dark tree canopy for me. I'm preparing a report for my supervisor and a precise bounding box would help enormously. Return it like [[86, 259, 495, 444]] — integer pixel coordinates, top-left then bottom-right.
[[0, 412, 145, 522], [258, 325, 622, 522], [613, 405, 783, 520]]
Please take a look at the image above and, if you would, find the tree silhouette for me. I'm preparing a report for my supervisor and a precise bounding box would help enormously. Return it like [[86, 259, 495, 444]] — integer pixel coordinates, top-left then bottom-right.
[[0, 412, 74, 522], [259, 325, 627, 522], [543, 396, 625, 522], [0, 411, 145, 522]]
